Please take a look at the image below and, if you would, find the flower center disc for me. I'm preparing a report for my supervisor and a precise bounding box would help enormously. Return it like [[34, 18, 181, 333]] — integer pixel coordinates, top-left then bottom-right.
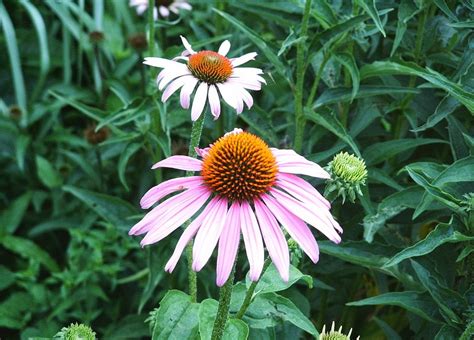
[[201, 131, 277, 202], [188, 51, 233, 84]]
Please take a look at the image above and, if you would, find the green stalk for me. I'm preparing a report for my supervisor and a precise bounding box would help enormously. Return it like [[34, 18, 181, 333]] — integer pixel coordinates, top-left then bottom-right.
[[185, 113, 206, 302], [210, 266, 236, 340], [148, 0, 155, 56], [235, 258, 272, 319], [293, 0, 313, 153]]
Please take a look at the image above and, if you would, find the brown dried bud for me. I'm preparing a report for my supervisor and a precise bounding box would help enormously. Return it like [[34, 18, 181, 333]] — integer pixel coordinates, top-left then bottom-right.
[[9, 105, 22, 120], [89, 31, 105, 44], [84, 124, 109, 145], [128, 33, 148, 51]]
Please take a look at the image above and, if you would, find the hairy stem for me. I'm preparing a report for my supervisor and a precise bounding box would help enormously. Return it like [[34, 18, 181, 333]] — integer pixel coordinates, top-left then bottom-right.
[[293, 0, 313, 153], [235, 258, 272, 319], [210, 266, 235, 340]]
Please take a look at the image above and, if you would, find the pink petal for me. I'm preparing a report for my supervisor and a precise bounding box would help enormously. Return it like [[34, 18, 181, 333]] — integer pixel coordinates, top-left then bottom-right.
[[191, 82, 208, 121], [240, 201, 264, 281], [162, 76, 192, 102], [231, 52, 257, 67], [140, 188, 211, 246], [216, 202, 241, 286], [180, 77, 199, 109], [273, 149, 330, 179], [218, 40, 231, 56], [192, 198, 228, 271], [277, 172, 330, 209], [140, 176, 204, 209], [130, 186, 208, 236], [164, 197, 218, 273], [254, 199, 289, 282], [270, 188, 341, 243], [208, 85, 221, 119], [159, 5, 169, 17], [151, 155, 202, 171], [180, 35, 195, 54], [261, 193, 319, 263]]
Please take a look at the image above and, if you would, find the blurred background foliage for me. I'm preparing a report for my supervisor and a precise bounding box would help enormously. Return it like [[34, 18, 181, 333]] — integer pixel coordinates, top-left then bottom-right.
[[0, 0, 473, 339]]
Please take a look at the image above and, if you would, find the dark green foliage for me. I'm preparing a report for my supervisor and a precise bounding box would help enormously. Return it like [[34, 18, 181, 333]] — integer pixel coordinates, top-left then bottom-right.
[[0, 0, 473, 339]]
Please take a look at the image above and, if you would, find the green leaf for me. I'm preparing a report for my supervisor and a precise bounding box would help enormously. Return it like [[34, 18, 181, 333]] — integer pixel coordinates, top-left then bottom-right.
[[412, 96, 460, 132], [360, 61, 474, 113], [61, 150, 101, 188], [247, 264, 313, 295], [119, 143, 143, 191], [0, 235, 59, 272], [213, 9, 289, 83], [238, 292, 318, 336], [35, 155, 63, 189], [0, 292, 34, 329], [305, 109, 361, 157], [0, 265, 15, 291], [373, 317, 402, 340], [63, 185, 138, 230], [390, 0, 420, 56], [15, 134, 30, 171], [363, 205, 406, 243], [383, 220, 474, 267], [198, 299, 249, 340], [0, 191, 31, 234], [347, 291, 441, 323], [334, 52, 360, 100], [150, 290, 199, 340], [433, 0, 457, 22], [138, 247, 168, 313], [355, 0, 387, 37], [411, 261, 465, 325], [363, 138, 447, 166], [0, 2, 26, 111]]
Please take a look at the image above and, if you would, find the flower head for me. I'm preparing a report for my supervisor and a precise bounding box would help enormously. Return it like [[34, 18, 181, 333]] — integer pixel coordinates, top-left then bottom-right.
[[130, 129, 342, 286], [54, 323, 96, 340], [143, 36, 266, 121], [325, 152, 367, 203], [129, 0, 191, 19], [319, 322, 359, 340]]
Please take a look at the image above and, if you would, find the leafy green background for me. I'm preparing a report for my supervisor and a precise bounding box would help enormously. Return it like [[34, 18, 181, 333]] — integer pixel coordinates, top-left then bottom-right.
[[0, 0, 473, 339]]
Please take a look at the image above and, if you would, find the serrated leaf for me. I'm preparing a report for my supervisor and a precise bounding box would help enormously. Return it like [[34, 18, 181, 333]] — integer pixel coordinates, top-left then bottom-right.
[[383, 220, 474, 267]]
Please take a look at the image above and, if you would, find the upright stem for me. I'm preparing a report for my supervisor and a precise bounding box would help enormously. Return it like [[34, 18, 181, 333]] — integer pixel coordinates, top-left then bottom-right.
[[293, 0, 313, 153], [210, 266, 236, 340], [147, 0, 155, 56], [235, 258, 272, 319], [185, 113, 206, 302]]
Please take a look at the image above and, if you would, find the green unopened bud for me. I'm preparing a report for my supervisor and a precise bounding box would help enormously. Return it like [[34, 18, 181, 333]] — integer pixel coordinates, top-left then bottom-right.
[[325, 152, 367, 203], [319, 322, 359, 340], [54, 323, 96, 340], [287, 238, 303, 266]]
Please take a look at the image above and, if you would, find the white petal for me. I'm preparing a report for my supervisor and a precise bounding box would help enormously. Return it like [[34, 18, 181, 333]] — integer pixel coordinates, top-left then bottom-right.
[[180, 35, 195, 54], [208, 85, 221, 119], [162, 76, 191, 102], [180, 77, 199, 109], [143, 57, 184, 69], [231, 52, 257, 67], [218, 40, 231, 56], [191, 82, 208, 121], [216, 83, 237, 109], [159, 6, 170, 17]]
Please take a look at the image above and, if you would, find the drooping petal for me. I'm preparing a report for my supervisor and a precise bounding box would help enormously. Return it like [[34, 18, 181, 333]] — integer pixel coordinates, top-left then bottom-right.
[[176, 2, 192, 10], [231, 52, 257, 67], [162, 76, 192, 102], [240, 201, 264, 281], [237, 87, 253, 109], [180, 35, 196, 54], [143, 57, 184, 69], [216, 83, 237, 109], [272, 148, 330, 179], [191, 82, 208, 121], [218, 40, 231, 56], [277, 172, 330, 209], [158, 66, 191, 91], [254, 199, 289, 282], [164, 197, 218, 273], [232, 67, 264, 76], [180, 77, 199, 109], [261, 193, 319, 263], [208, 85, 221, 119], [192, 198, 228, 271], [227, 78, 261, 91], [151, 155, 202, 171], [140, 176, 204, 209], [159, 5, 170, 17], [216, 201, 241, 286], [140, 189, 211, 246], [270, 188, 341, 244]]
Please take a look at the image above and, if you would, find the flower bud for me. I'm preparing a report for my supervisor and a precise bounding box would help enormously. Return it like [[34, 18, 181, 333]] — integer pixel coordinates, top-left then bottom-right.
[[84, 123, 109, 145], [128, 33, 148, 51], [54, 322, 96, 340], [319, 321, 359, 340]]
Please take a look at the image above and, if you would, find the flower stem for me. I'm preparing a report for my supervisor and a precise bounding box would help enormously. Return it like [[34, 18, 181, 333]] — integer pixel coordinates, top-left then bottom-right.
[[210, 266, 235, 340], [235, 258, 272, 319], [147, 0, 155, 56], [293, 0, 313, 153], [185, 113, 206, 302]]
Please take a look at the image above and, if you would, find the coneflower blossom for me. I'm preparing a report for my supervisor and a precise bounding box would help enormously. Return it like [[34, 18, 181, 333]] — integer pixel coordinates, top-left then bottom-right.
[[129, 129, 342, 286], [129, 0, 191, 19], [143, 36, 265, 121]]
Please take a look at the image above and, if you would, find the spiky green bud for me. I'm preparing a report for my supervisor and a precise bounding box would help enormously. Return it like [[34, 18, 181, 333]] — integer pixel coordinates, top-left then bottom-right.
[[319, 322, 359, 340], [54, 323, 96, 340], [325, 152, 368, 203]]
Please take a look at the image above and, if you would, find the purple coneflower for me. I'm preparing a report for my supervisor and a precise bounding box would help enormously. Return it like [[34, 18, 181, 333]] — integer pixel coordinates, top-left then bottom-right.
[[130, 129, 342, 286], [144, 36, 265, 120], [130, 0, 191, 19]]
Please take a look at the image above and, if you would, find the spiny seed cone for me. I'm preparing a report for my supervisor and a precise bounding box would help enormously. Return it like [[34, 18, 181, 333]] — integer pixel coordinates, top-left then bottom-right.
[[187, 51, 232, 84]]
